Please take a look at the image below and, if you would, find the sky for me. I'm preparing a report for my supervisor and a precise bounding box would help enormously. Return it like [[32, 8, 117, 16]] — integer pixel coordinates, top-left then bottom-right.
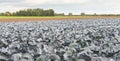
[[0, 0, 120, 15]]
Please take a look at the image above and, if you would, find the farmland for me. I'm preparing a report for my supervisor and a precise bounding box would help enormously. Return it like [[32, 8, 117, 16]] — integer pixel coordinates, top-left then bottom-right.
[[1, 16, 120, 22], [0, 18, 119, 61]]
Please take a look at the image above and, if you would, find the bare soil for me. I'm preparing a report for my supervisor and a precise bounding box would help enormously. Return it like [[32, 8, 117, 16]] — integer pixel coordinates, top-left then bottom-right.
[[0, 16, 120, 22], [0, 18, 84, 22]]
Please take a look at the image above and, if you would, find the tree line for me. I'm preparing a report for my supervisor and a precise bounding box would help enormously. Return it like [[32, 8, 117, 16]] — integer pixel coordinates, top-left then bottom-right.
[[0, 8, 55, 16], [1, 8, 120, 16]]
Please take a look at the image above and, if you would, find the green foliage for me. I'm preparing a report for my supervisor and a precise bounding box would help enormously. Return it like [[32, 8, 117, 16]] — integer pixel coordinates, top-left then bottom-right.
[[81, 12, 85, 16], [0, 12, 12, 16], [68, 13, 73, 16], [0, 8, 55, 16]]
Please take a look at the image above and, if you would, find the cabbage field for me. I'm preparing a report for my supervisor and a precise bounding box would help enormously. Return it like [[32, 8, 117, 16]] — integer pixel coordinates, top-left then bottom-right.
[[0, 18, 120, 61]]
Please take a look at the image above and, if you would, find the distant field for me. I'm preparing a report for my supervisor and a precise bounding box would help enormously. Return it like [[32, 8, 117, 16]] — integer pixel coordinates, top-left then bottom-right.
[[1, 16, 120, 18], [0, 16, 81, 18], [0, 16, 120, 22]]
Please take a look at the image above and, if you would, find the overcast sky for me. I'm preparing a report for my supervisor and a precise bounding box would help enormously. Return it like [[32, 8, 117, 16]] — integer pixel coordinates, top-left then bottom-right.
[[0, 0, 120, 15]]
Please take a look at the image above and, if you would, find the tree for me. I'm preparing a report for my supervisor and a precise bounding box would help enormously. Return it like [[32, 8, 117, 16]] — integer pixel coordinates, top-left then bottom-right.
[[93, 13, 97, 16], [48, 9, 55, 16], [81, 12, 85, 16], [68, 13, 72, 16], [0, 13, 5, 16], [4, 11, 12, 16], [0, 8, 55, 16]]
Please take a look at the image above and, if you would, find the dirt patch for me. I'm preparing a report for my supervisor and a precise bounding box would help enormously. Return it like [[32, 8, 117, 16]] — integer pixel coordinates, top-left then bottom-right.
[[0, 16, 120, 22], [0, 18, 83, 22]]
